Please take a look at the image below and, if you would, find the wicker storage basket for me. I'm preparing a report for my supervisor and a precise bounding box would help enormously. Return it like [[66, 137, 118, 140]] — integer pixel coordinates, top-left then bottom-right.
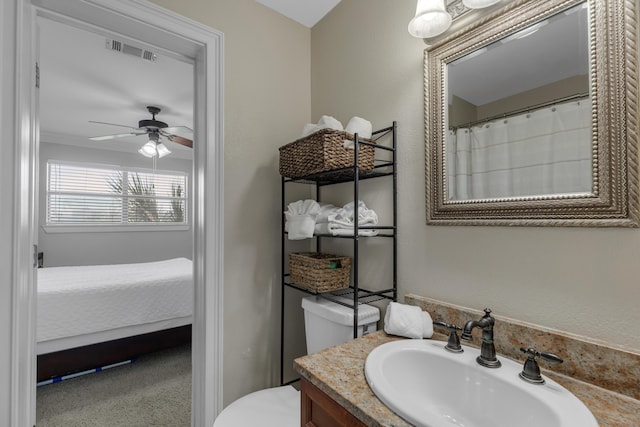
[[288, 252, 351, 293], [279, 129, 375, 179]]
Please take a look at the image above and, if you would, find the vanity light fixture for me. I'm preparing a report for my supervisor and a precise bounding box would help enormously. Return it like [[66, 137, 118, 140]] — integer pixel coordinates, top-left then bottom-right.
[[409, 0, 505, 39], [462, 0, 501, 9], [408, 0, 452, 38]]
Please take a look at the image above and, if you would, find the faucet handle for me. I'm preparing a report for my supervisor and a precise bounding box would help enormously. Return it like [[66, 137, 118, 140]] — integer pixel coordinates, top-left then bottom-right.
[[518, 347, 563, 384], [433, 320, 458, 329], [433, 321, 463, 353]]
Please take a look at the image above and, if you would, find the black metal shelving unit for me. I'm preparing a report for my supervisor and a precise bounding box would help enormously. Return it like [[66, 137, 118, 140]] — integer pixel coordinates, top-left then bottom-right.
[[279, 122, 398, 386]]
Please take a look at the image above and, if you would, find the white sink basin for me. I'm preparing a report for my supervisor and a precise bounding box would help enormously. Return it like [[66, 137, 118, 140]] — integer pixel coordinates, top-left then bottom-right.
[[365, 340, 599, 427]]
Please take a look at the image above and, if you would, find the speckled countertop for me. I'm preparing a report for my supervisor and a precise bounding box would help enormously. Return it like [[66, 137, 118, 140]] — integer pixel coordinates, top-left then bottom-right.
[[294, 330, 640, 427]]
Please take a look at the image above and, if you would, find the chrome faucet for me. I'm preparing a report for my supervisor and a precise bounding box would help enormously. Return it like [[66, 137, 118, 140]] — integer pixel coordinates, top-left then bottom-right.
[[461, 308, 501, 368]]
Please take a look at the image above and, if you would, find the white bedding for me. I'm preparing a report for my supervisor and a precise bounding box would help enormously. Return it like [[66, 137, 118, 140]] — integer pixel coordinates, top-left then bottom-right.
[[37, 257, 193, 354]]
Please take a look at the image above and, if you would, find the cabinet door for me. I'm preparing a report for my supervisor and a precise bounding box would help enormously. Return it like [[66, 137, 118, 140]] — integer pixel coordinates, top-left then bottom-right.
[[300, 378, 367, 427]]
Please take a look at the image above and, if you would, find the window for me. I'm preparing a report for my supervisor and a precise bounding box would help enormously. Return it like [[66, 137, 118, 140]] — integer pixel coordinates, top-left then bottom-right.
[[46, 161, 188, 229]]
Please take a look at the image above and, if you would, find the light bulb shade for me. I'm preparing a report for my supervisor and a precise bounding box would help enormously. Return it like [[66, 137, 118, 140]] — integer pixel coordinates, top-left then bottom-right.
[[408, 0, 452, 38], [139, 141, 157, 157], [462, 0, 501, 9], [156, 143, 171, 158]]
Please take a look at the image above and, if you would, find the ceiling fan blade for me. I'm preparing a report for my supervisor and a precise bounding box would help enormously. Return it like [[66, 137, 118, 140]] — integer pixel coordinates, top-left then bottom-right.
[[163, 126, 193, 135], [88, 120, 141, 131], [89, 132, 146, 141], [166, 134, 193, 148]]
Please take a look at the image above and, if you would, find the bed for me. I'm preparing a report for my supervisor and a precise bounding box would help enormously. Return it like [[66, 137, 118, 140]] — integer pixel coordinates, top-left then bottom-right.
[[36, 257, 193, 382]]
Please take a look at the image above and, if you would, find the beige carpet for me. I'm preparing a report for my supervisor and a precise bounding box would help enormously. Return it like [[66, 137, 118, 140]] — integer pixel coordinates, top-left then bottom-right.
[[37, 344, 191, 427]]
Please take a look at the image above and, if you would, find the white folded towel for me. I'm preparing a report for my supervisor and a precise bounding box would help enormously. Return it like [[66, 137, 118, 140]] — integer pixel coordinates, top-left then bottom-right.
[[313, 200, 379, 236], [314, 222, 378, 237], [285, 199, 320, 240], [315, 203, 339, 224], [287, 200, 380, 238], [328, 200, 378, 228], [317, 115, 344, 131], [384, 302, 434, 339], [344, 116, 373, 149]]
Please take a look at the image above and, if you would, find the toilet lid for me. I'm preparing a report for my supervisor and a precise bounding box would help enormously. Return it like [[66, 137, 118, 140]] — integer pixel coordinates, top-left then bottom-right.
[[213, 385, 299, 427]]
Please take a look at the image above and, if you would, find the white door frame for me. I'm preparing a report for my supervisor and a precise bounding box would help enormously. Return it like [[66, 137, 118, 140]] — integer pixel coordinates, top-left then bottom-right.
[[7, 1, 224, 426]]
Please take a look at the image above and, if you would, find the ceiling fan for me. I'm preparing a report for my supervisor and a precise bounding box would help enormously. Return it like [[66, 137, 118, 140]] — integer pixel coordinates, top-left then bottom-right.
[[89, 106, 193, 158]]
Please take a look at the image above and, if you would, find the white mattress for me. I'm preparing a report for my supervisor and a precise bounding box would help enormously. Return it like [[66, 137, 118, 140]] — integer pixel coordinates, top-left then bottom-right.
[[37, 258, 193, 353]]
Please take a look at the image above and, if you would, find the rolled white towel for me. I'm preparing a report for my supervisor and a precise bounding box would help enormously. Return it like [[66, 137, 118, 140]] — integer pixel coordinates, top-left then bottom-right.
[[317, 115, 344, 131], [285, 200, 320, 240], [301, 123, 320, 138], [286, 199, 321, 216], [384, 302, 434, 339], [344, 116, 373, 149], [286, 215, 316, 240], [422, 310, 434, 338]]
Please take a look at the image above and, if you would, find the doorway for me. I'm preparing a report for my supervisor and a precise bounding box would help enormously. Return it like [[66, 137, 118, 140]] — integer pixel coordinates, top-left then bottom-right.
[[36, 13, 194, 424], [8, 1, 224, 426]]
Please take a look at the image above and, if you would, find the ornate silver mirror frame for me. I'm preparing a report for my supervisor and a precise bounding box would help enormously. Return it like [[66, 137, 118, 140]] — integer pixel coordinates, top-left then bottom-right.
[[425, 0, 639, 226]]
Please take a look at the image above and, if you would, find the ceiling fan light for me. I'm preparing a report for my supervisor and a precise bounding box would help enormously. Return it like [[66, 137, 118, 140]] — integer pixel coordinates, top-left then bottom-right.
[[156, 143, 171, 158], [408, 0, 452, 39], [139, 141, 157, 157]]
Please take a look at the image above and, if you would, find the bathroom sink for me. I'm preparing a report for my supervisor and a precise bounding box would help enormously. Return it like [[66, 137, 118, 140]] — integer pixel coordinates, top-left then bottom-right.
[[365, 340, 599, 427]]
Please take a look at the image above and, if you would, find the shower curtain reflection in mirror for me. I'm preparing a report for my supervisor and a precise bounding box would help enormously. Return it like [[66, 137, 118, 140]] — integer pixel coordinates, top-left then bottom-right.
[[446, 98, 592, 201]]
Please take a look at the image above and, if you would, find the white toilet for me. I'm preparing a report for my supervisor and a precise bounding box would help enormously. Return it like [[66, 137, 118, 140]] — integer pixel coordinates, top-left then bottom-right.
[[213, 295, 380, 427]]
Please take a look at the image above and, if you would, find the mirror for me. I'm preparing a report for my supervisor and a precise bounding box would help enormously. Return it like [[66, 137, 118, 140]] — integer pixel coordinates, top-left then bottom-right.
[[425, 0, 639, 226], [447, 3, 590, 200]]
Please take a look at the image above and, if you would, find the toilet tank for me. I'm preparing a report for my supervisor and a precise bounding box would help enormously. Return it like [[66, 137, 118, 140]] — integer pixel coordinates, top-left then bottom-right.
[[301, 296, 380, 354]]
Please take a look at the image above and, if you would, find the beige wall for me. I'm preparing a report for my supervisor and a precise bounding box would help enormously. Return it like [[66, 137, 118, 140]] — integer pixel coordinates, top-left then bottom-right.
[[150, 0, 311, 405], [312, 0, 640, 354], [145, 0, 640, 408]]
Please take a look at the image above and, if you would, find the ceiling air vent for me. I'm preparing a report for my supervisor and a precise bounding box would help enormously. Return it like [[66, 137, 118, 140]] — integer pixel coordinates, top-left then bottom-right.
[[105, 39, 157, 63]]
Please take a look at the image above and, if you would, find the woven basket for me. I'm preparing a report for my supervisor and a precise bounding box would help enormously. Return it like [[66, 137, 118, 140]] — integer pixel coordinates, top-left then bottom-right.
[[288, 252, 351, 293], [279, 129, 375, 179]]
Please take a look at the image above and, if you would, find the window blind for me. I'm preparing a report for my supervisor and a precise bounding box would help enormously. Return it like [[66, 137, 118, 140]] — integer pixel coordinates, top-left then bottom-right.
[[47, 161, 188, 226]]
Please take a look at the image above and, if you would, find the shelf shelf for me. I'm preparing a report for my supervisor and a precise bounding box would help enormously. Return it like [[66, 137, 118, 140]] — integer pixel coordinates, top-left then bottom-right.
[[280, 122, 398, 386], [284, 226, 397, 239], [322, 288, 396, 306], [312, 233, 395, 239], [284, 161, 394, 186], [283, 280, 395, 305]]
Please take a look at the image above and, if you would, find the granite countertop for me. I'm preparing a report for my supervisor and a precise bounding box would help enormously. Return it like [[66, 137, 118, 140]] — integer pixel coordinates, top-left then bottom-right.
[[293, 331, 640, 427]]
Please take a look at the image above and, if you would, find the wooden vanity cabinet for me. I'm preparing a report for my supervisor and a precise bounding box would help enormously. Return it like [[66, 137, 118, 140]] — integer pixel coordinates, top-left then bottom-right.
[[300, 378, 367, 427]]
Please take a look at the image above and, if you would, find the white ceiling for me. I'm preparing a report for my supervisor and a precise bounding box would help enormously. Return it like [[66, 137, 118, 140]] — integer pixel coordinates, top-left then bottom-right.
[[38, 1, 340, 160], [255, 0, 342, 28], [38, 17, 194, 159], [39, 2, 588, 158]]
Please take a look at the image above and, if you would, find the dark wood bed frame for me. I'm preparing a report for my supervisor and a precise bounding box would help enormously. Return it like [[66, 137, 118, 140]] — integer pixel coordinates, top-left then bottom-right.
[[37, 324, 192, 382]]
